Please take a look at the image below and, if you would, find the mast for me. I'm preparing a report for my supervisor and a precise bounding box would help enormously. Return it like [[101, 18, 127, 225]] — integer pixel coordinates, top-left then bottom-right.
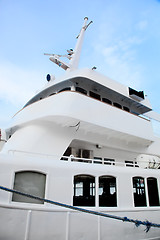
[[44, 17, 92, 72], [68, 17, 92, 71]]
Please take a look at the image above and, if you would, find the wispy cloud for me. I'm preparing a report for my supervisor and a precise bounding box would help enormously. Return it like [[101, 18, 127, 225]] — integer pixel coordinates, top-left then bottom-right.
[[90, 0, 157, 90], [0, 61, 44, 106], [0, 61, 46, 128], [93, 33, 145, 89]]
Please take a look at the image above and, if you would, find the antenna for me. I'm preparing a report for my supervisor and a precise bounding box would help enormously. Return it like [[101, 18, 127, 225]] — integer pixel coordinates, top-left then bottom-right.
[[44, 17, 92, 72]]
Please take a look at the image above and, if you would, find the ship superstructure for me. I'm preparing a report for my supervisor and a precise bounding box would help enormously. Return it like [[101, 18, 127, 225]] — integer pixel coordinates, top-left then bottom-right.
[[1, 18, 160, 240]]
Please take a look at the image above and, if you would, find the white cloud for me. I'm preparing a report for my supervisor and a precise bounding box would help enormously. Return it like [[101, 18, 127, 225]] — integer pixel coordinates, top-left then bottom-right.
[[0, 61, 44, 106], [93, 30, 145, 89], [0, 61, 47, 128]]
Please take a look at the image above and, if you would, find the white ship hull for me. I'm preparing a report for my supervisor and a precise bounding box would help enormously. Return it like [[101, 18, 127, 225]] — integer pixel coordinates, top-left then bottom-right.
[[1, 153, 160, 240], [1, 205, 160, 240]]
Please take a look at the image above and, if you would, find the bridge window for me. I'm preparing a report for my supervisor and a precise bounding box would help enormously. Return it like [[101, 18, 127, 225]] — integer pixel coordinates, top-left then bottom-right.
[[12, 171, 46, 204], [73, 175, 95, 206], [58, 87, 71, 93], [113, 102, 122, 109], [76, 87, 87, 95], [123, 106, 130, 112], [99, 176, 117, 207], [133, 177, 146, 207], [89, 91, 101, 100], [102, 98, 112, 105], [147, 177, 160, 206]]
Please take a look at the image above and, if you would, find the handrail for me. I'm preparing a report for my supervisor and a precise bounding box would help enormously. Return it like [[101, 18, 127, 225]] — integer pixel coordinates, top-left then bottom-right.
[[61, 155, 140, 168], [8, 150, 160, 169]]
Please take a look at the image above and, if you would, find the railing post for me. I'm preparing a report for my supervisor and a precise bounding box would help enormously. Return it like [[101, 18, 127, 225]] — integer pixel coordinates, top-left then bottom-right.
[[24, 210, 32, 240]]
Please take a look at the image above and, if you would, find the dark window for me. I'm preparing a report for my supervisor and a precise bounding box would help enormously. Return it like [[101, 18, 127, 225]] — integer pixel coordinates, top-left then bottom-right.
[[129, 87, 144, 100], [113, 102, 122, 109], [76, 87, 87, 95], [78, 149, 91, 159], [102, 98, 112, 105], [58, 87, 71, 93], [89, 91, 101, 100], [61, 147, 72, 160], [133, 177, 146, 207], [73, 175, 95, 206], [99, 176, 117, 207], [12, 171, 46, 204], [63, 147, 72, 156], [147, 178, 160, 206], [123, 106, 130, 112]]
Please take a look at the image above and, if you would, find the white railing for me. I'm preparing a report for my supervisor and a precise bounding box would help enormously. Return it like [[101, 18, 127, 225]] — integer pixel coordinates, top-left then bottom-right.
[[61, 155, 160, 169], [61, 155, 137, 168], [7, 150, 160, 169]]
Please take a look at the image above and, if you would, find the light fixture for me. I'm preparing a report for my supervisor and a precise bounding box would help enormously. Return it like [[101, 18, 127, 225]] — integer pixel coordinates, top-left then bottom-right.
[[96, 144, 102, 149]]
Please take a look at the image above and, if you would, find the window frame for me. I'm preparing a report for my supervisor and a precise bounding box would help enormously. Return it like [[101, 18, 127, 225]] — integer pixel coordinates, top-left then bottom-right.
[[73, 174, 95, 207], [98, 175, 117, 207], [132, 176, 147, 207], [12, 170, 47, 205], [147, 177, 160, 207]]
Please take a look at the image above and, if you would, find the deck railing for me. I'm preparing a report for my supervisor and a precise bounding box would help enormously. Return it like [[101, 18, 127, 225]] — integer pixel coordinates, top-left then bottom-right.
[[7, 150, 160, 169], [61, 155, 137, 167], [61, 155, 160, 169]]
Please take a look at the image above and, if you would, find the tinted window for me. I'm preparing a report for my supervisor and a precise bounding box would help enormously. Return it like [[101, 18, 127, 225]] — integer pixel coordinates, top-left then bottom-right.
[[102, 98, 112, 105], [123, 106, 130, 112], [147, 177, 160, 206], [73, 175, 95, 206], [99, 176, 117, 207], [89, 91, 101, 100], [113, 103, 122, 109], [76, 87, 87, 95], [133, 177, 146, 207]]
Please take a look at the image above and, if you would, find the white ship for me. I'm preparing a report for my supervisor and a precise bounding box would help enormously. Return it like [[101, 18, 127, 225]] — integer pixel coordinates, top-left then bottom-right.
[[1, 17, 160, 240]]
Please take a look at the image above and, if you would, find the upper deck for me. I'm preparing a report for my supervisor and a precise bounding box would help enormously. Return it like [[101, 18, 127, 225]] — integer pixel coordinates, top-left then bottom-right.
[[9, 68, 154, 146], [25, 68, 152, 115]]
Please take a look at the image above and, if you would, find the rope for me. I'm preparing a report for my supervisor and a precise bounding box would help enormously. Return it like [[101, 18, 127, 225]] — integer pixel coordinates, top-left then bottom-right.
[[0, 185, 160, 232]]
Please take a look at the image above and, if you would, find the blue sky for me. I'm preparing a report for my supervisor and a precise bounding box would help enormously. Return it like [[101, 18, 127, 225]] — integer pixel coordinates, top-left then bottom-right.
[[1, 0, 160, 129]]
